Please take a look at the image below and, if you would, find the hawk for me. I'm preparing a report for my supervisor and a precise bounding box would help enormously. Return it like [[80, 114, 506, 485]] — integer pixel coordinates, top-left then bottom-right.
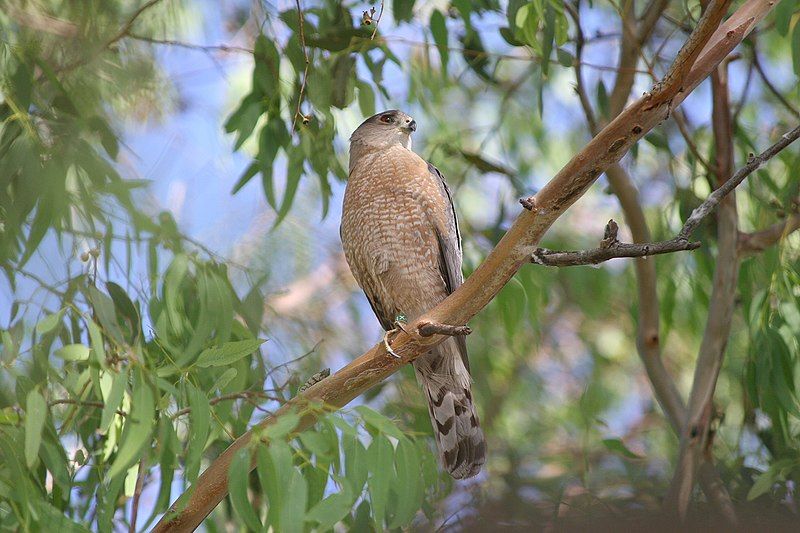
[[340, 110, 486, 479]]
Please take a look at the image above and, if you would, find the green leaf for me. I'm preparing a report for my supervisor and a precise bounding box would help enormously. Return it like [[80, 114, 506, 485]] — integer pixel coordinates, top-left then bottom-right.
[[331, 54, 356, 109], [367, 434, 394, 528], [258, 440, 294, 529], [343, 432, 368, 494], [229, 448, 263, 531], [556, 47, 574, 67], [225, 93, 263, 150], [280, 469, 308, 533], [262, 410, 301, 441], [601, 438, 643, 459], [185, 382, 210, 483], [100, 369, 128, 434], [231, 161, 259, 194], [273, 146, 304, 227], [36, 309, 64, 336], [541, 2, 556, 76], [209, 367, 238, 393], [393, 0, 416, 23], [87, 320, 107, 365], [596, 79, 610, 122], [775, 0, 798, 35], [389, 438, 422, 528], [430, 10, 449, 76], [793, 21, 800, 77], [194, 339, 265, 368], [253, 35, 281, 96], [24, 390, 47, 467], [86, 286, 126, 346], [747, 459, 794, 500], [355, 405, 405, 438], [305, 476, 355, 530], [54, 343, 91, 361], [107, 370, 154, 480], [299, 431, 332, 458]]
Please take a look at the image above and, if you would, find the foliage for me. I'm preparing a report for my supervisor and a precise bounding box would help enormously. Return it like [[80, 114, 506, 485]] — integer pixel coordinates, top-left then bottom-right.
[[2, 0, 800, 530]]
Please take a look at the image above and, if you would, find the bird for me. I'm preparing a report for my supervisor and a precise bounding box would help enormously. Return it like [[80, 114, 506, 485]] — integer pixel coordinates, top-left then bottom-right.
[[340, 109, 486, 479]]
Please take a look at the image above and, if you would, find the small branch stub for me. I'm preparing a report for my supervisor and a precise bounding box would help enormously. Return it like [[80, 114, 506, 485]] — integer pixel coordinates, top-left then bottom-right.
[[519, 196, 537, 211], [417, 321, 472, 337], [601, 219, 620, 248]]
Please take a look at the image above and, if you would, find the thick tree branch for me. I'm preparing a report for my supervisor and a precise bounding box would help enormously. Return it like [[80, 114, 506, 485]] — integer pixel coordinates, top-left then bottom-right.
[[154, 2, 778, 530], [667, 44, 740, 521]]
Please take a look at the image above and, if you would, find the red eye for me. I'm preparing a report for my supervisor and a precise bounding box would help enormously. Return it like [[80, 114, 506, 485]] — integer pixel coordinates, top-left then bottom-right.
[[379, 115, 392, 123]]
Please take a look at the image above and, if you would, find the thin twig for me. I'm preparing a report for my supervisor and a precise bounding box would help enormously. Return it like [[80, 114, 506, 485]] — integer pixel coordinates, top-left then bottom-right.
[[753, 53, 800, 119], [129, 454, 148, 533], [531, 238, 701, 266], [107, 0, 170, 48], [127, 33, 252, 54], [565, 1, 598, 133], [673, 109, 714, 173], [291, 0, 310, 133], [171, 391, 279, 419], [48, 399, 127, 417], [370, 0, 385, 40], [679, 124, 800, 239]]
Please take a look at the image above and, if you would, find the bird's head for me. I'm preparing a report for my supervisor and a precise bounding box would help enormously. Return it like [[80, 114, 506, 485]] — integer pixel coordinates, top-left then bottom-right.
[[349, 110, 417, 151]]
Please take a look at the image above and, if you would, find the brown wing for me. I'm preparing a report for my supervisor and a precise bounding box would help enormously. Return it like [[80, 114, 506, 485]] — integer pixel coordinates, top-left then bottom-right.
[[427, 162, 470, 372]]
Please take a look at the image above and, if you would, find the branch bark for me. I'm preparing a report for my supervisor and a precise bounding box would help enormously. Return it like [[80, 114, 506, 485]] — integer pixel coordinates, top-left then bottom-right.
[[532, 237, 701, 266], [738, 213, 800, 256], [153, 2, 779, 530], [666, 48, 738, 519]]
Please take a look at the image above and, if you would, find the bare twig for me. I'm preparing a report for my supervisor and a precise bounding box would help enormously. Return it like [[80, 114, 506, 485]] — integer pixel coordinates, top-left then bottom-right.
[[108, 0, 171, 48], [679, 125, 800, 239], [753, 52, 800, 119], [48, 399, 127, 417], [417, 322, 472, 337], [534, 128, 800, 270], [532, 238, 701, 266], [370, 1, 385, 40], [153, 3, 778, 530], [673, 110, 714, 173], [565, 1, 598, 133], [291, 0, 311, 133], [170, 391, 278, 419], [127, 33, 252, 54], [129, 454, 148, 533]]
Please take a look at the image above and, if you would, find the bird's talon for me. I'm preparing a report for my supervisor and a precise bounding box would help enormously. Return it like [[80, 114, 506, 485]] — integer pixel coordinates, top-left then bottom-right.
[[383, 329, 402, 359]]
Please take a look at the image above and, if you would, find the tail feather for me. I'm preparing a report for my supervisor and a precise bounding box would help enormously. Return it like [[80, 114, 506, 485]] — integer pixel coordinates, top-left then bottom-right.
[[415, 338, 486, 479]]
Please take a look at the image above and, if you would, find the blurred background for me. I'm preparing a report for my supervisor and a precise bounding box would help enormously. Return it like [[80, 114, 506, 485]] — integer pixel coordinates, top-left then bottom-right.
[[1, 0, 799, 530]]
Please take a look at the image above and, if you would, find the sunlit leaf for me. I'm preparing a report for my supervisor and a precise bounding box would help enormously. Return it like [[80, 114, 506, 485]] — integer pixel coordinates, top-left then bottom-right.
[[24, 390, 46, 467], [430, 10, 449, 76], [195, 339, 265, 368], [229, 448, 263, 531], [107, 370, 154, 480]]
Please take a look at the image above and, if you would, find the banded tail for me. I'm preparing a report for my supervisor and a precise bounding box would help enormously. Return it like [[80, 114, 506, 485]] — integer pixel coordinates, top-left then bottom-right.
[[414, 337, 486, 479]]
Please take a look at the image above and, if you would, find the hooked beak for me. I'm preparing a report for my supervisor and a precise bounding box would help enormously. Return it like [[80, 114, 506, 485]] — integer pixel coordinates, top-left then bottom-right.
[[402, 118, 417, 133]]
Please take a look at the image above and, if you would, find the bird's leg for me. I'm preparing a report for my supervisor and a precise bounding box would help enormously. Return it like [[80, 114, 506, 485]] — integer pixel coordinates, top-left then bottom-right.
[[383, 314, 409, 359]]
